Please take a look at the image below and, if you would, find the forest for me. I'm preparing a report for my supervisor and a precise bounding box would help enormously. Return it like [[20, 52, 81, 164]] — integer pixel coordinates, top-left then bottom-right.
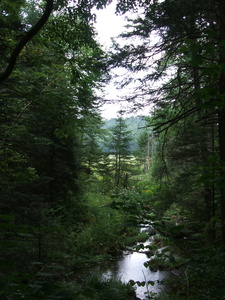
[[1, 0, 225, 299]]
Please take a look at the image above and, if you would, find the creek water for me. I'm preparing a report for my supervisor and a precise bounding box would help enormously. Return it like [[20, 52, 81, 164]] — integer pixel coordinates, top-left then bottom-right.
[[102, 225, 172, 300]]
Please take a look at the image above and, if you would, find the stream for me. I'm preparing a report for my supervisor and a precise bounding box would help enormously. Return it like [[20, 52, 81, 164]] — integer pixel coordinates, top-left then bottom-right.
[[102, 225, 173, 300]]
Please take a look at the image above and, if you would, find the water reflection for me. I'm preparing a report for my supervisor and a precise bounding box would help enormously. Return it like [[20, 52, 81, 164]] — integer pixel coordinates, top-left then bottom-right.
[[103, 226, 172, 299]]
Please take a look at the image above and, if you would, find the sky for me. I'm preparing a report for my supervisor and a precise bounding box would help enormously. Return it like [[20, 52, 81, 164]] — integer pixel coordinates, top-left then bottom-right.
[[93, 3, 156, 120], [93, 2, 126, 50], [93, 2, 130, 119]]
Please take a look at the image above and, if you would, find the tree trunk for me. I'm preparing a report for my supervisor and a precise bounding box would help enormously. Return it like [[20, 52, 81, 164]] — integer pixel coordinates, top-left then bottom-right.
[[218, 110, 225, 246], [193, 60, 214, 224], [218, 0, 225, 247]]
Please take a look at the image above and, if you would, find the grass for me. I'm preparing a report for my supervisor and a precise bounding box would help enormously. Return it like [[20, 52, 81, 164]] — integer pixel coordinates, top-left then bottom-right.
[[64, 273, 137, 300], [124, 230, 149, 246]]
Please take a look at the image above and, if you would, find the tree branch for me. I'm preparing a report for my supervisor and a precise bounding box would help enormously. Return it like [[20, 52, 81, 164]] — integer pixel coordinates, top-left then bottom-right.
[[0, 0, 54, 83]]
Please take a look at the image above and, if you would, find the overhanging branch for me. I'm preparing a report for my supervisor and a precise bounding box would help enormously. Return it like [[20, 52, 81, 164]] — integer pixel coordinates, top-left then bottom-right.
[[0, 0, 54, 83]]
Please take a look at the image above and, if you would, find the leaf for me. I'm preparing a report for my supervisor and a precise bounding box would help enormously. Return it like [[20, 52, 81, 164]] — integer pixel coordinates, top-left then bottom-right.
[[17, 233, 34, 237], [136, 244, 144, 251], [140, 281, 146, 287], [28, 284, 42, 289], [148, 280, 155, 286], [129, 279, 135, 286], [31, 261, 44, 266], [50, 264, 65, 270], [169, 255, 176, 263], [144, 261, 150, 268], [0, 215, 14, 221], [37, 272, 53, 277]]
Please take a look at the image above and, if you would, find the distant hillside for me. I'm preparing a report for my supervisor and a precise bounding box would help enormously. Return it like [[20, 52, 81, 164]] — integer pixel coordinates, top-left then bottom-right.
[[100, 115, 149, 152]]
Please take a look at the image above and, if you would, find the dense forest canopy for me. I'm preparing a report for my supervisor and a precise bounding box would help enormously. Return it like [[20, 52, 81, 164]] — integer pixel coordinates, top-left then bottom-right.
[[1, 0, 225, 299]]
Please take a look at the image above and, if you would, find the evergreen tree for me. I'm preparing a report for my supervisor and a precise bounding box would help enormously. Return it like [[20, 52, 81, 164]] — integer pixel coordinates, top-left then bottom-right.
[[0, 1, 108, 297], [106, 111, 132, 187], [106, 2, 225, 297], [136, 129, 154, 174], [108, 0, 223, 234]]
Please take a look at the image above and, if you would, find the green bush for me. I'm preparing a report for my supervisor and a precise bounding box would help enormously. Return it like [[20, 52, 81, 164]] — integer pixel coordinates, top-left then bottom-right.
[[75, 206, 125, 255]]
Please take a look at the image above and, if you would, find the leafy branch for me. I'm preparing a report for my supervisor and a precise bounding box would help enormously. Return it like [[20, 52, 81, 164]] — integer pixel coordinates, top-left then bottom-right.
[[0, 0, 53, 83]]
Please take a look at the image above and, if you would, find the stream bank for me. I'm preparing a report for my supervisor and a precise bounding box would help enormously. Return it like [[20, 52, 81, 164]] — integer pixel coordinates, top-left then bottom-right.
[[101, 225, 174, 300]]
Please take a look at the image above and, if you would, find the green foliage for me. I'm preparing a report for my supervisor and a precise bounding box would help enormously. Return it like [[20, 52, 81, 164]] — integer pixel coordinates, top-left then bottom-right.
[[139, 215, 225, 300], [0, 213, 72, 299], [101, 115, 146, 152], [71, 188, 151, 262], [75, 206, 125, 255], [107, 114, 132, 155], [74, 273, 136, 300], [85, 191, 112, 207], [0, 1, 111, 299], [2, 1, 225, 300], [162, 243, 225, 300], [104, 113, 134, 186], [109, 187, 145, 220], [71, 192, 128, 257]]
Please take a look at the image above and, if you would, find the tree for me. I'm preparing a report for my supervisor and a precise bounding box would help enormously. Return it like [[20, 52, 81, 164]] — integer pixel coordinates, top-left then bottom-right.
[[136, 129, 154, 174], [0, 1, 108, 297], [0, 0, 53, 82], [78, 113, 105, 176], [107, 0, 225, 238], [0, 0, 113, 83], [105, 2, 225, 297], [106, 111, 132, 187]]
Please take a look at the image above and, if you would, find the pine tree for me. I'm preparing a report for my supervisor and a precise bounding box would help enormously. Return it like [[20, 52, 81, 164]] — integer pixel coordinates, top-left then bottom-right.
[[107, 111, 132, 187], [108, 0, 223, 235]]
